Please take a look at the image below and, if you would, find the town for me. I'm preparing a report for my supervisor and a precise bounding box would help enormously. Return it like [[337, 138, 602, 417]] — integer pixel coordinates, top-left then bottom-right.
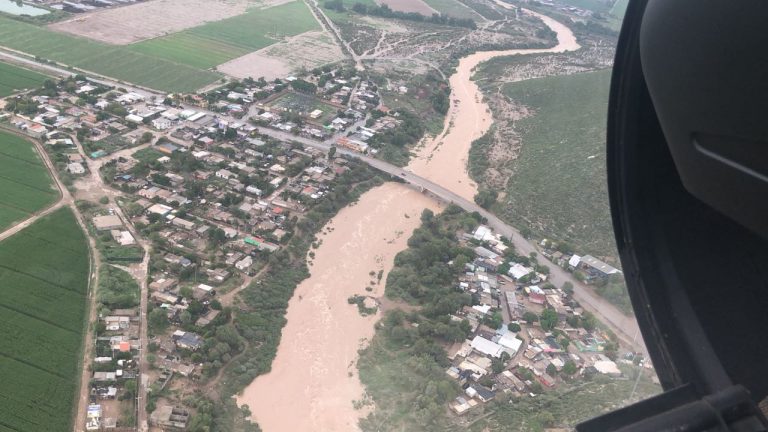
[[0, 67, 399, 429], [0, 65, 655, 429]]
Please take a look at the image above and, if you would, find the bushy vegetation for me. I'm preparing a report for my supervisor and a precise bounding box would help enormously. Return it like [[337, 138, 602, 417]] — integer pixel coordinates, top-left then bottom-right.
[[358, 206, 485, 431], [0, 208, 90, 432], [98, 265, 140, 309]]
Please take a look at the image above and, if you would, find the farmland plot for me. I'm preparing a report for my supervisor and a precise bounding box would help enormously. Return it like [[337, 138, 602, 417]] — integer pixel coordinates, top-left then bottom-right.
[[0, 61, 51, 97], [130, 0, 319, 69], [0, 16, 220, 92], [0, 207, 90, 432], [0, 131, 58, 232]]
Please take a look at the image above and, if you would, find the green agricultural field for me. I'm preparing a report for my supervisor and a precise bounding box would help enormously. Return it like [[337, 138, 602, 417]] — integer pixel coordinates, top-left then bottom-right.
[[0, 130, 58, 232], [489, 69, 615, 257], [423, 0, 482, 20], [130, 1, 320, 69], [0, 16, 219, 92], [0, 207, 90, 432], [0, 61, 50, 97]]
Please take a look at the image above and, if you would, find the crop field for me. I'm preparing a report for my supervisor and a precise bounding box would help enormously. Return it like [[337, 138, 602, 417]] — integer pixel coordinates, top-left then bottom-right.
[[0, 16, 219, 92], [493, 69, 616, 257], [0, 61, 50, 97], [0, 130, 58, 232], [0, 207, 90, 432], [423, 0, 483, 20], [130, 1, 320, 69]]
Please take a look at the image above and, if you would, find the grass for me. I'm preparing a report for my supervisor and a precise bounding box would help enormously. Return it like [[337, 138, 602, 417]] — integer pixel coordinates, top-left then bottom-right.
[[485, 69, 616, 257], [422, 0, 482, 20], [0, 61, 51, 97], [130, 1, 320, 69], [471, 372, 660, 431], [267, 91, 339, 123], [0, 207, 90, 432], [0, 15, 220, 92], [0, 130, 58, 232]]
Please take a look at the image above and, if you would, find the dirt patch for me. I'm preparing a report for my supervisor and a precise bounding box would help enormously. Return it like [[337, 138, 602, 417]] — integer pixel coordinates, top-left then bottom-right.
[[376, 0, 436, 15], [217, 30, 345, 80], [48, 0, 253, 44], [235, 182, 440, 432]]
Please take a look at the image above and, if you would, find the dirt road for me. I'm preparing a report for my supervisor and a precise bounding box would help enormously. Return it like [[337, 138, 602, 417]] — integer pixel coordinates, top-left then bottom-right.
[[237, 183, 440, 431], [407, 8, 580, 202]]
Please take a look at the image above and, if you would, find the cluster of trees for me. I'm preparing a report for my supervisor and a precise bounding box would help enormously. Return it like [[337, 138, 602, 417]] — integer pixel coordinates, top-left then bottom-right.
[[358, 206, 493, 430], [350, 3, 477, 29], [289, 79, 317, 94], [4, 96, 39, 115], [97, 265, 140, 309], [474, 188, 499, 209]]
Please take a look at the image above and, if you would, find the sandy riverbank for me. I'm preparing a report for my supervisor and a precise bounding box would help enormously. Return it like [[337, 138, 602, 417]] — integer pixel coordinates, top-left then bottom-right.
[[236, 182, 440, 431], [407, 8, 580, 202]]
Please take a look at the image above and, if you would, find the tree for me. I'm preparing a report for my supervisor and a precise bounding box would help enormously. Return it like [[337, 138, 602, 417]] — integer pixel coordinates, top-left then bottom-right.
[[582, 311, 598, 331], [140, 131, 154, 144], [328, 146, 336, 159], [148, 308, 168, 332], [540, 309, 559, 331], [99, 196, 109, 205], [559, 337, 570, 350], [473, 188, 498, 209], [562, 281, 574, 295], [546, 363, 557, 376], [507, 322, 521, 332], [523, 311, 538, 324], [562, 360, 578, 376]]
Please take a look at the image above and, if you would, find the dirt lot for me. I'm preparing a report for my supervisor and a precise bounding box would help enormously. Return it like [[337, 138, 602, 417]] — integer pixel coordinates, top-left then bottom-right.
[[47, 0, 293, 45], [217, 30, 344, 80], [376, 0, 436, 15]]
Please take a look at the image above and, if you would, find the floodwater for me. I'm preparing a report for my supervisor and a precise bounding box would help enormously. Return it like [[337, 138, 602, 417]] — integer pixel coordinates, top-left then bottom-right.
[[407, 7, 581, 202], [237, 182, 440, 431], [0, 0, 49, 15]]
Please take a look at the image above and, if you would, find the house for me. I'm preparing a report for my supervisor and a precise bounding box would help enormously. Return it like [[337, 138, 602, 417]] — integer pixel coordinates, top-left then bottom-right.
[[152, 118, 172, 130], [579, 255, 622, 282], [171, 218, 196, 230], [509, 263, 534, 281], [125, 114, 143, 124], [216, 169, 235, 179], [470, 335, 505, 358], [449, 396, 478, 415], [92, 215, 123, 231], [146, 203, 173, 217], [235, 255, 253, 271], [527, 285, 546, 305], [466, 384, 496, 403], [174, 331, 203, 351]]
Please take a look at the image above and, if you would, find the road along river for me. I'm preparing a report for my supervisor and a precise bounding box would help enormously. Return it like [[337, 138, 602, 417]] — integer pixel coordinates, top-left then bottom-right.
[[237, 182, 441, 431], [408, 7, 581, 202]]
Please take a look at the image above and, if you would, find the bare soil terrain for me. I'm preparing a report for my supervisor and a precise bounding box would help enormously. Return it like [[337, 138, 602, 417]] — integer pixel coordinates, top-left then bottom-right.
[[236, 182, 440, 432], [218, 30, 345, 80]]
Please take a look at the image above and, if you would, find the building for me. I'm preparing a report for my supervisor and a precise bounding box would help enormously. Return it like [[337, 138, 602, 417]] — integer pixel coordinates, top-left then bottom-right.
[[150, 406, 190, 429], [527, 285, 546, 304], [67, 162, 85, 174], [173, 331, 203, 351], [509, 263, 534, 280], [235, 255, 253, 271], [579, 255, 621, 282], [92, 215, 123, 231], [470, 335, 505, 358]]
